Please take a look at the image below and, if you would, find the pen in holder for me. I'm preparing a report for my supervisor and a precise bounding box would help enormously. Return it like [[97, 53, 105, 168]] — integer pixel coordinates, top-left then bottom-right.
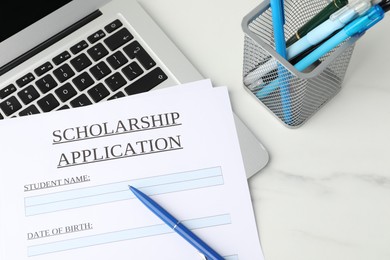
[[242, 0, 359, 128]]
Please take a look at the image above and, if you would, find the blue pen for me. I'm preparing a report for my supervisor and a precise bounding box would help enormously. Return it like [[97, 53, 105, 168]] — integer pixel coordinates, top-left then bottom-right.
[[129, 186, 224, 260], [270, 0, 287, 58], [294, 4, 386, 71], [270, 0, 292, 124]]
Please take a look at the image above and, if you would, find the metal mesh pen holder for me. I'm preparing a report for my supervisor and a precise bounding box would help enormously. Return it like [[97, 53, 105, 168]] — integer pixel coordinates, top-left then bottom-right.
[[242, 0, 358, 128]]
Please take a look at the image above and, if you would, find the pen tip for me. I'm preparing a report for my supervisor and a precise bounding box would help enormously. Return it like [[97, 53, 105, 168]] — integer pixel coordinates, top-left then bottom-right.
[[129, 186, 139, 193]]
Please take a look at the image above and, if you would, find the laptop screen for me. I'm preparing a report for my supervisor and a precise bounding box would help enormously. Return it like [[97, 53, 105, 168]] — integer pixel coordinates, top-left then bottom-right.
[[0, 1, 73, 43]]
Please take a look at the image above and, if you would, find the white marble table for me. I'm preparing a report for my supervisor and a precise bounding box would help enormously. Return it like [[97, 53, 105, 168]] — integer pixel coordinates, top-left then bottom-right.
[[138, 0, 390, 259]]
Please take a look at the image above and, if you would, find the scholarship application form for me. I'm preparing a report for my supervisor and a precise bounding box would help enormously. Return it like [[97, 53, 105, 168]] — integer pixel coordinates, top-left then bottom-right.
[[0, 79, 264, 259]]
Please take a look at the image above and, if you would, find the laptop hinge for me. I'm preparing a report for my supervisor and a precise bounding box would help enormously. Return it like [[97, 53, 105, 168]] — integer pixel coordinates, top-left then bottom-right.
[[0, 10, 102, 76]]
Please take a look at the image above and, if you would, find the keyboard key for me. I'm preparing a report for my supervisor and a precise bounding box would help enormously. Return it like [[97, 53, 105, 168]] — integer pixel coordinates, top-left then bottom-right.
[[104, 19, 123, 33], [70, 94, 92, 107], [53, 64, 75, 83], [87, 43, 109, 61], [87, 83, 110, 102], [125, 67, 167, 95], [37, 93, 60, 112], [123, 41, 156, 70], [18, 85, 40, 105], [0, 84, 17, 99], [72, 72, 94, 91], [90, 61, 112, 81], [34, 62, 53, 77], [55, 82, 77, 102], [19, 105, 40, 117], [58, 105, 70, 110], [105, 72, 127, 91], [87, 29, 106, 44], [122, 62, 143, 81], [0, 96, 22, 116], [70, 53, 92, 72], [70, 40, 89, 54], [16, 73, 35, 88], [104, 27, 133, 51], [107, 51, 128, 70], [36, 74, 58, 93], [0, 112, 3, 119], [53, 51, 71, 65], [108, 91, 125, 100]]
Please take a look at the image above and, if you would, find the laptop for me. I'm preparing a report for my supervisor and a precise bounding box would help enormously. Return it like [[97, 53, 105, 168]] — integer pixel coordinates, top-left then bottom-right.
[[0, 0, 268, 178]]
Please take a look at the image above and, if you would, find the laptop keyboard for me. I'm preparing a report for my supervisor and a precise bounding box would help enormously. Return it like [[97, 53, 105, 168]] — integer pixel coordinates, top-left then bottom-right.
[[0, 18, 168, 120]]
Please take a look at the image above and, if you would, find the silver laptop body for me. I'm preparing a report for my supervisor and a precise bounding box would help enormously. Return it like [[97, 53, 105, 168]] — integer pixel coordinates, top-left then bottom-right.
[[0, 0, 268, 177]]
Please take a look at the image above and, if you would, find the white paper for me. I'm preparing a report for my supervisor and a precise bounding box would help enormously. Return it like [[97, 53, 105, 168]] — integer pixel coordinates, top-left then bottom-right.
[[0, 80, 264, 259]]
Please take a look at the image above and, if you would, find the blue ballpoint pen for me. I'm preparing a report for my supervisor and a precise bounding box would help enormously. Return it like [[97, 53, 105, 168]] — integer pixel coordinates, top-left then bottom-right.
[[294, 4, 386, 71], [270, 0, 292, 124], [129, 186, 224, 260], [270, 0, 287, 58]]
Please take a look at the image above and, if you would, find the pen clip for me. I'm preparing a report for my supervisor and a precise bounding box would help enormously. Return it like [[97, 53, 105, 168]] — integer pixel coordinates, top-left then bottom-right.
[[350, 6, 382, 38]]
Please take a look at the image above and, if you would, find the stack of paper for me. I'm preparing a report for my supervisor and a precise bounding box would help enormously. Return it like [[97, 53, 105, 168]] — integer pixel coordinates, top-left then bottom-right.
[[0, 79, 264, 259]]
